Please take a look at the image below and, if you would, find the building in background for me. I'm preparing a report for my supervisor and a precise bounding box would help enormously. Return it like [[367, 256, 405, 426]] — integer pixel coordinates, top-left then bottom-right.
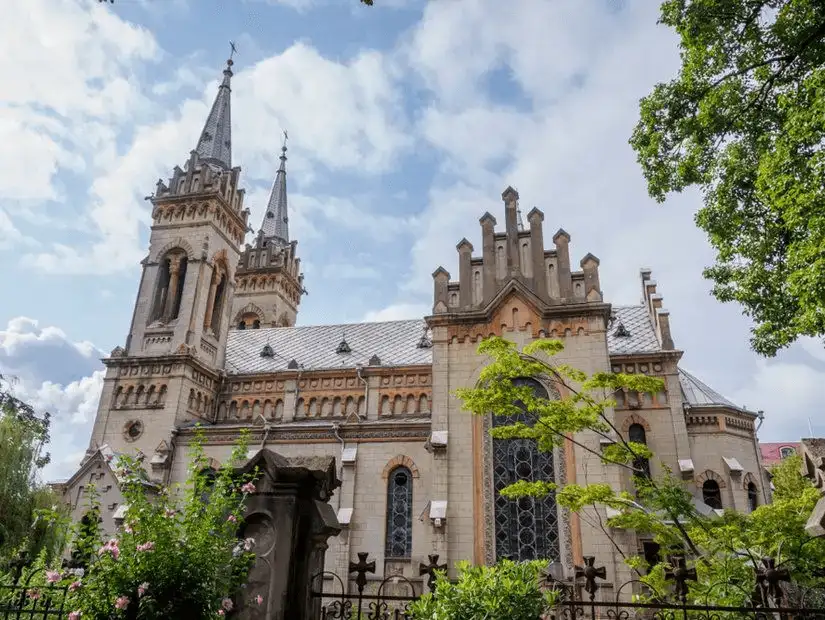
[[58, 54, 774, 595]]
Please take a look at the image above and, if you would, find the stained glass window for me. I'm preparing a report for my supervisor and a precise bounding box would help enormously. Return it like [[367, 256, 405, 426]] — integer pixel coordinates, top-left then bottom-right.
[[493, 378, 560, 561], [385, 466, 413, 558]]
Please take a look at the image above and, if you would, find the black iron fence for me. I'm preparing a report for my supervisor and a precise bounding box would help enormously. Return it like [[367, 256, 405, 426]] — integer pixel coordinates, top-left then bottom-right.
[[311, 551, 825, 620], [0, 574, 70, 620]]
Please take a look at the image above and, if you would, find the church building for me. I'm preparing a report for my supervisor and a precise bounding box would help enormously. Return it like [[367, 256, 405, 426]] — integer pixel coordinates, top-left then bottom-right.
[[60, 54, 772, 596]]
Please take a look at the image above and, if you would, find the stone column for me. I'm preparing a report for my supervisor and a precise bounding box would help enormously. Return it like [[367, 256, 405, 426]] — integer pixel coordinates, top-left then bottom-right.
[[553, 229, 573, 299], [502, 187, 520, 277], [163, 255, 183, 321], [202, 269, 223, 330], [580, 254, 601, 301], [432, 267, 450, 313], [479, 213, 497, 304], [526, 207, 546, 299], [457, 239, 473, 308]]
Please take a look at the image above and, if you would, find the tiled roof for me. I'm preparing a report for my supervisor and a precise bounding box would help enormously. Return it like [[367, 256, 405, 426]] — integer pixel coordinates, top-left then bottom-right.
[[225, 319, 432, 374], [607, 305, 661, 354], [678, 368, 754, 415]]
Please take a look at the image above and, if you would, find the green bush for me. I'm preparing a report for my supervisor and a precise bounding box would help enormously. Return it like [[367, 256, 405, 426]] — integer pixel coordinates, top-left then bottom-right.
[[408, 559, 555, 620]]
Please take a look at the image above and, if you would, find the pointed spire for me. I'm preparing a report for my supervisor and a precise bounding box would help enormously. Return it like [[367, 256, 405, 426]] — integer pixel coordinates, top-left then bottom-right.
[[195, 44, 235, 170], [260, 131, 290, 245]]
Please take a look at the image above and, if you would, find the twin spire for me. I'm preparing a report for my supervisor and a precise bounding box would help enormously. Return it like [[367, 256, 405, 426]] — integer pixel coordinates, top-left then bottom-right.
[[192, 43, 291, 246]]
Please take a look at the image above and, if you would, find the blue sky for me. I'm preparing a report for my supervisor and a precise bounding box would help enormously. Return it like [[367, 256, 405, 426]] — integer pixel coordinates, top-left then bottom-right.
[[2, 0, 824, 480]]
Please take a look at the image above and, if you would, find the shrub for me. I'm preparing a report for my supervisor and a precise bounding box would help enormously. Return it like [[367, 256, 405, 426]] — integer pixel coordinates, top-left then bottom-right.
[[408, 559, 555, 620]]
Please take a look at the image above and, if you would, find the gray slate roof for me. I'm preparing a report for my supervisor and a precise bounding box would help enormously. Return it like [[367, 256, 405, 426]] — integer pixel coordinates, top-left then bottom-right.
[[607, 305, 662, 354], [679, 368, 753, 414], [225, 319, 432, 374]]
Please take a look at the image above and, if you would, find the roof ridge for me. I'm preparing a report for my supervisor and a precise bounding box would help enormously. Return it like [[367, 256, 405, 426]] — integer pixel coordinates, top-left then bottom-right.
[[233, 318, 427, 331]]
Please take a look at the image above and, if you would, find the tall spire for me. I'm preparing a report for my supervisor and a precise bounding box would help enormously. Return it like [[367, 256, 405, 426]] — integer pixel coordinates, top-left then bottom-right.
[[260, 132, 289, 245], [195, 44, 235, 170]]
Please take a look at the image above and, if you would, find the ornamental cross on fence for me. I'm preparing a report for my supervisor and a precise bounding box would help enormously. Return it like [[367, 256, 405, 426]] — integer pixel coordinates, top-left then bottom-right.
[[664, 555, 697, 603], [418, 555, 447, 592]]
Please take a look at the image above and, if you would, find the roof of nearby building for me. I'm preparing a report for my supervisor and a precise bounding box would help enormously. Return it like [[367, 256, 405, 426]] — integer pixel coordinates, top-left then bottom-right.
[[607, 305, 662, 354], [678, 368, 755, 415], [225, 304, 670, 375], [760, 442, 800, 466], [225, 319, 433, 373]]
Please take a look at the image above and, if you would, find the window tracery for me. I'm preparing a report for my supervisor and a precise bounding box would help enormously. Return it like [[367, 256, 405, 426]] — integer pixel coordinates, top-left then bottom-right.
[[150, 250, 188, 323], [492, 377, 560, 561], [385, 466, 413, 558]]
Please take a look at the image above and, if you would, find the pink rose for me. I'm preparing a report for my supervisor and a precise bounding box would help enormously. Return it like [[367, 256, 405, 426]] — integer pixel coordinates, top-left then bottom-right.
[[243, 537, 255, 551], [69, 612, 82, 620], [255, 594, 264, 605], [115, 596, 130, 610], [221, 598, 233, 611], [69, 581, 82, 592], [138, 582, 149, 597], [45, 570, 61, 583], [227, 515, 237, 523], [241, 481, 256, 494], [217, 611, 225, 617], [137, 541, 155, 552]]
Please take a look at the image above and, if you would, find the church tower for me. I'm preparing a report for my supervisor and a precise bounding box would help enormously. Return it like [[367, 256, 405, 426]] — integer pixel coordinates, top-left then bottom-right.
[[230, 139, 304, 329], [85, 52, 249, 469]]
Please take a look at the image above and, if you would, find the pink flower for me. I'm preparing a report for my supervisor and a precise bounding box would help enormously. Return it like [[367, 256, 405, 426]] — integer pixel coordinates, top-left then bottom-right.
[[27, 589, 40, 600], [69, 612, 82, 620], [164, 509, 176, 518], [243, 537, 255, 551], [217, 611, 225, 617], [241, 481, 256, 494], [254, 594, 263, 605], [45, 570, 61, 583], [69, 581, 82, 592], [136, 541, 155, 552], [115, 596, 130, 610], [98, 539, 120, 560], [123, 523, 134, 534], [221, 598, 233, 611], [227, 515, 237, 523], [138, 582, 149, 597]]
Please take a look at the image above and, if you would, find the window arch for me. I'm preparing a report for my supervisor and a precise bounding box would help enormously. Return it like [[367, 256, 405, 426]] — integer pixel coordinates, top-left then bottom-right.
[[150, 250, 188, 323], [493, 377, 560, 561], [385, 466, 413, 558], [747, 482, 759, 512], [702, 480, 722, 510], [627, 423, 651, 481], [780, 446, 796, 459]]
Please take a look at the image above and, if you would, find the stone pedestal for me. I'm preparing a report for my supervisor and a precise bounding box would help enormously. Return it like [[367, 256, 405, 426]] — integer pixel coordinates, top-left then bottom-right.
[[234, 449, 341, 620]]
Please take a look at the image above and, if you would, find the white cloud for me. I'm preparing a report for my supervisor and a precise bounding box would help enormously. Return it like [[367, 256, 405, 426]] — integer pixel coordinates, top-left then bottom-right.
[[322, 263, 381, 280], [362, 303, 430, 322], [0, 316, 104, 482]]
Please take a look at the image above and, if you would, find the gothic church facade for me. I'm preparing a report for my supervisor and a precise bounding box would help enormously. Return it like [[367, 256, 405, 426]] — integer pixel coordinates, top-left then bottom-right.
[[60, 56, 771, 595]]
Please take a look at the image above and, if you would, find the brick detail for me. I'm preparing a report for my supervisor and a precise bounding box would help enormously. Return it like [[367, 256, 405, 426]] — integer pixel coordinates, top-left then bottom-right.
[[382, 455, 420, 479], [621, 413, 651, 434], [695, 469, 726, 489]]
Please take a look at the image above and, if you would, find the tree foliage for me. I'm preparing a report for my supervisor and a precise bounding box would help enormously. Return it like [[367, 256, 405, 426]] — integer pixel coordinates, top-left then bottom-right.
[[630, 0, 825, 356], [409, 559, 556, 620], [0, 375, 63, 563], [7, 430, 261, 619], [457, 337, 825, 606]]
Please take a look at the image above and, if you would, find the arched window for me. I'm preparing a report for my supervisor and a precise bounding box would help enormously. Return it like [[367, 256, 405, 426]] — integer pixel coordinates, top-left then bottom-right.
[[237, 321, 246, 330], [252, 319, 261, 329], [780, 446, 796, 459], [204, 263, 227, 335], [747, 482, 759, 512], [385, 466, 413, 558], [493, 378, 559, 561], [627, 423, 651, 480], [150, 251, 188, 323], [702, 480, 722, 510]]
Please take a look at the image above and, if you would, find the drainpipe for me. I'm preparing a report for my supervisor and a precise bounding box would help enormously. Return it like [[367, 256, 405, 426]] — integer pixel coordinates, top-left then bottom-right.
[[753, 410, 770, 504], [332, 424, 345, 502], [355, 364, 368, 422], [293, 367, 303, 419], [256, 414, 272, 452], [163, 427, 179, 487]]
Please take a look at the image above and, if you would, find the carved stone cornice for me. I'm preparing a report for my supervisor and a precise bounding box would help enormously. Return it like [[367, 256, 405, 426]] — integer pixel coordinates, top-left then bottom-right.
[[103, 352, 221, 381]]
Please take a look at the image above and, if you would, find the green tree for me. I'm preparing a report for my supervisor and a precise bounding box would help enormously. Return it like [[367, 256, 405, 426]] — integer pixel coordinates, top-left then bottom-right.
[[11, 430, 260, 619], [0, 375, 63, 563], [630, 0, 825, 356], [457, 337, 825, 606]]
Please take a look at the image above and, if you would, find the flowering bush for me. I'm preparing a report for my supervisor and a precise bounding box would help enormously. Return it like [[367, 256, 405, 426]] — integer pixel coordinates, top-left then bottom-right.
[[14, 430, 264, 619]]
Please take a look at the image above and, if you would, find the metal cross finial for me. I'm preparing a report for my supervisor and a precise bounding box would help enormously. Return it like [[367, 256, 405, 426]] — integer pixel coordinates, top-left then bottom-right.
[[348, 552, 375, 594], [282, 130, 289, 148], [229, 41, 237, 60], [664, 555, 697, 603], [574, 556, 607, 601], [419, 554, 448, 592]]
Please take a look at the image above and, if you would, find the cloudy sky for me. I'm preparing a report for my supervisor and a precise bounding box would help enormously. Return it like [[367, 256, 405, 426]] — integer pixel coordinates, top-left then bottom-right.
[[2, 0, 823, 482]]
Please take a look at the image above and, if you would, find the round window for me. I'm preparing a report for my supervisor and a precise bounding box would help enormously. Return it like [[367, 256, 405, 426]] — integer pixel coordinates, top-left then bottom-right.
[[124, 420, 143, 441]]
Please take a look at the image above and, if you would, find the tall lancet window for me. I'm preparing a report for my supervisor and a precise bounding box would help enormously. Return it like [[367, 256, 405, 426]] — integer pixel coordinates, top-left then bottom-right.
[[385, 467, 413, 558], [493, 378, 560, 561], [628, 423, 651, 481], [150, 250, 188, 323], [204, 262, 228, 335]]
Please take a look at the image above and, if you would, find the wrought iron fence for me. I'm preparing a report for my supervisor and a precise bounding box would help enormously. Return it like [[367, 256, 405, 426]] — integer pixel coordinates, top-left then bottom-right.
[[312, 550, 825, 620], [0, 573, 70, 620]]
